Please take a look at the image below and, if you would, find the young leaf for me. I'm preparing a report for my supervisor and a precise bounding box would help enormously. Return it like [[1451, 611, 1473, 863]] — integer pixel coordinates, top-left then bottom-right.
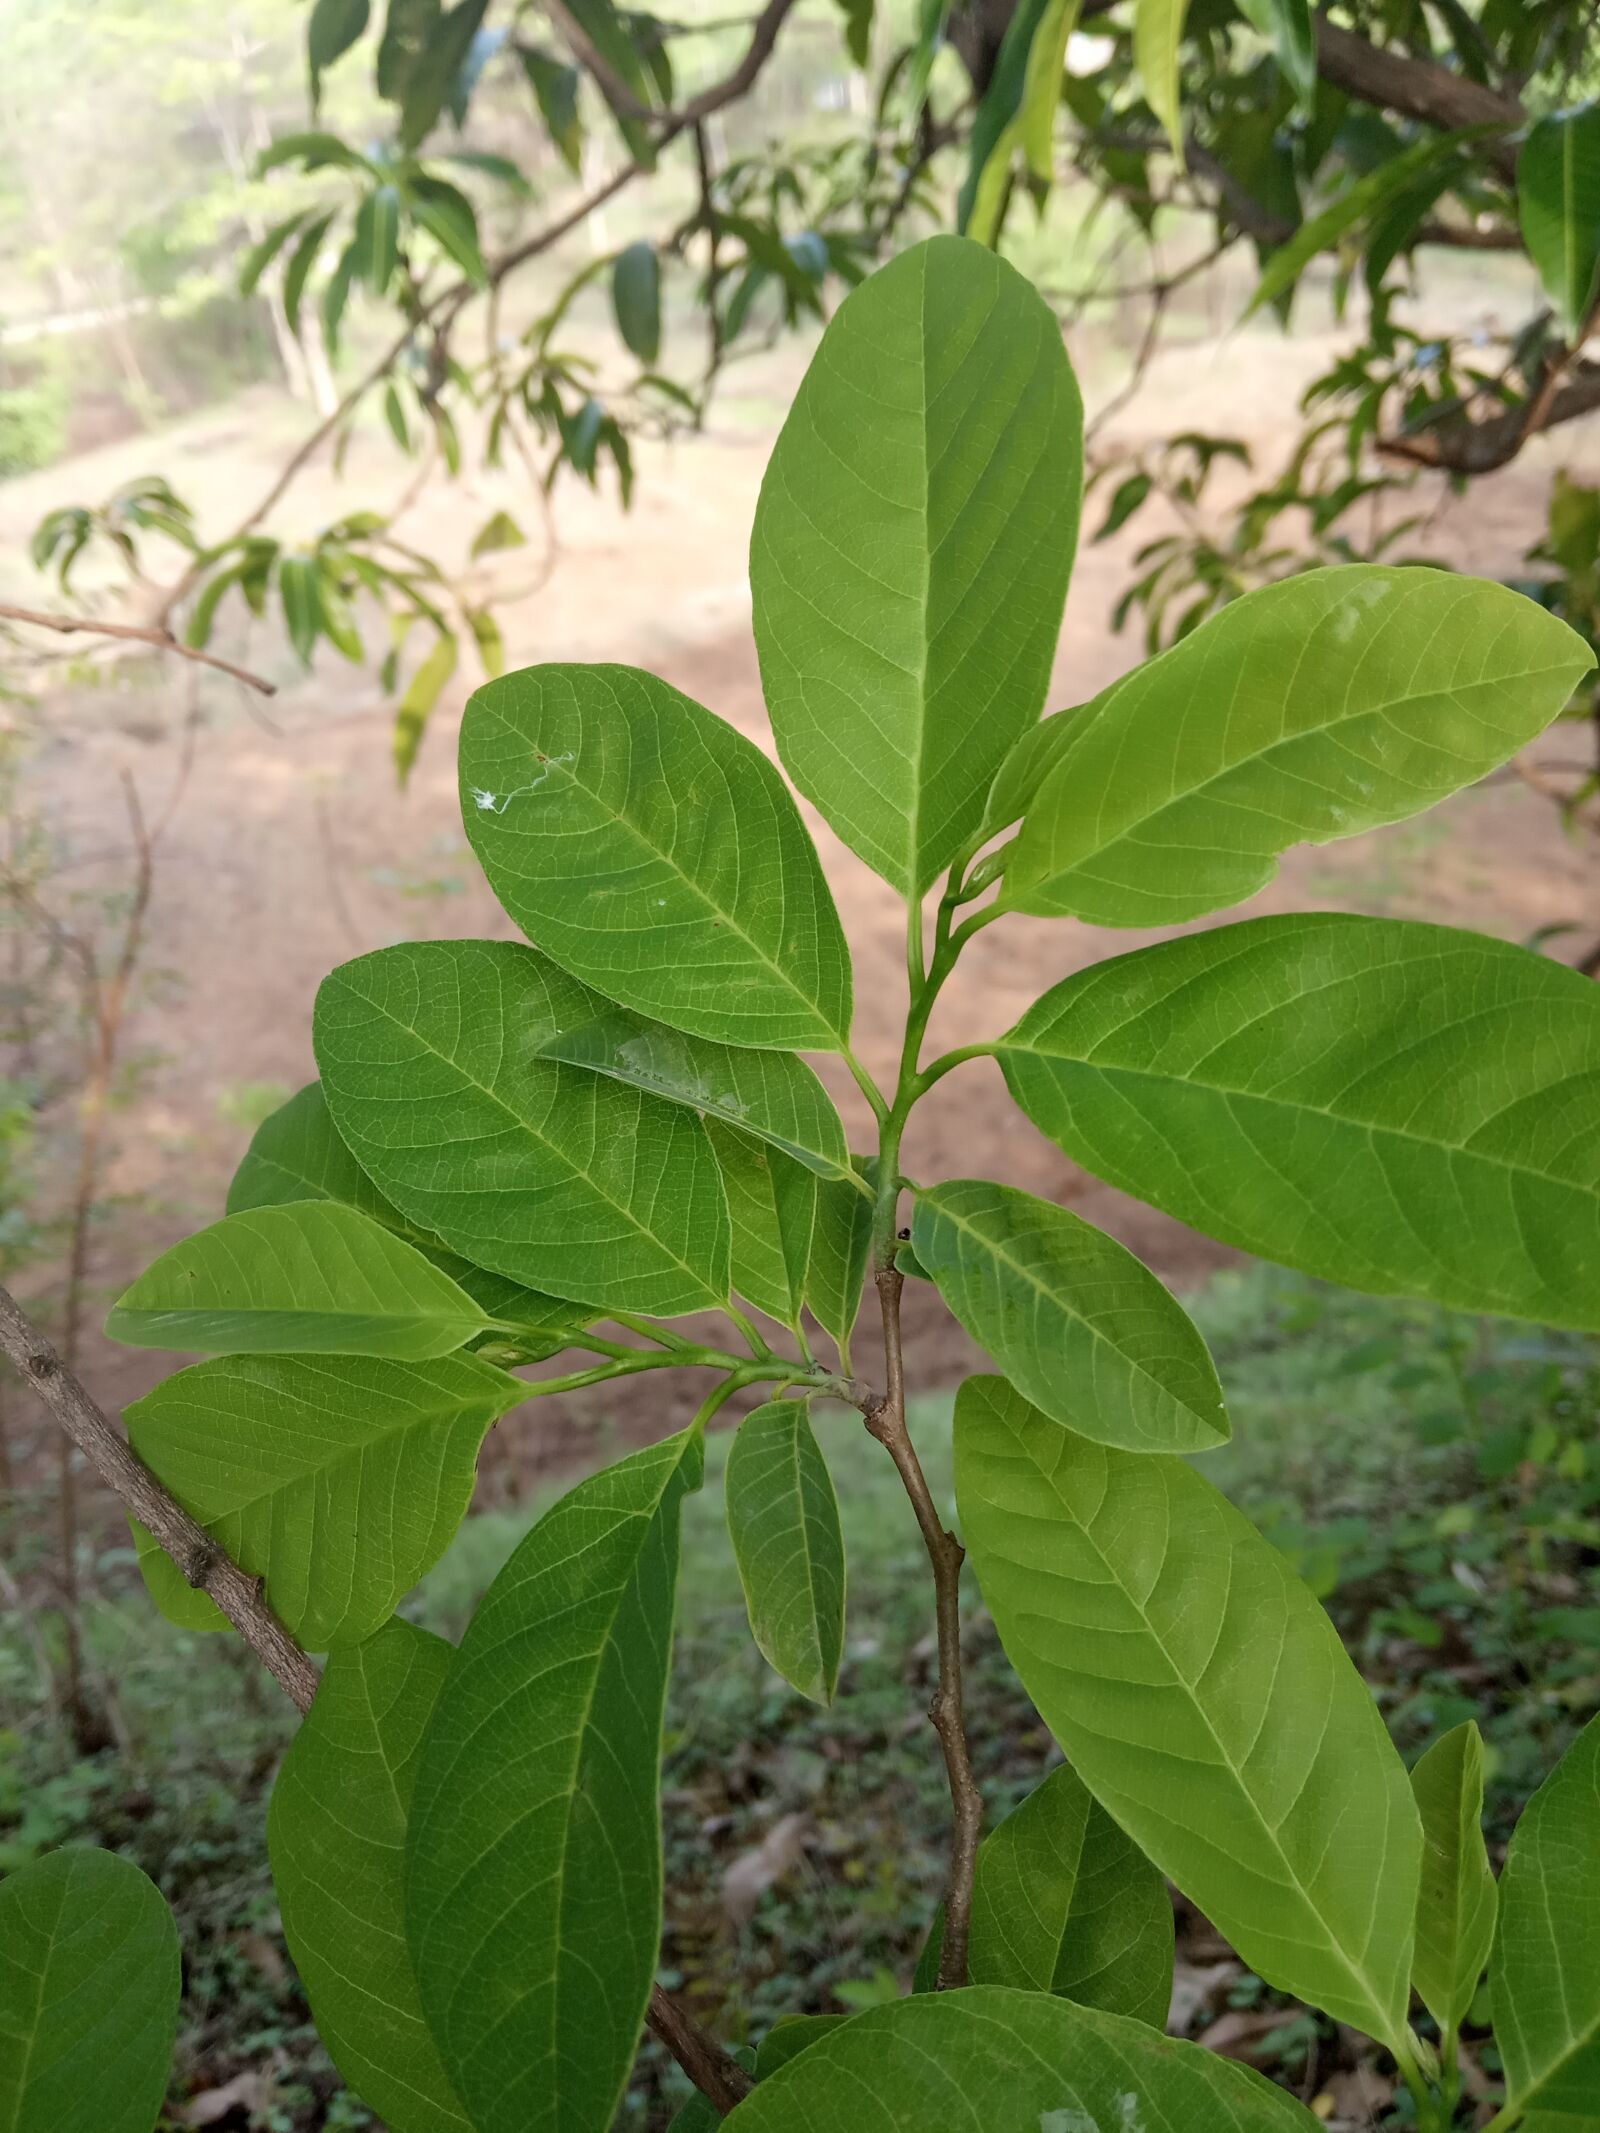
[[1134, 0, 1191, 157], [1519, 103, 1600, 337], [105, 1202, 488, 1358], [955, 1376, 1421, 2045], [0, 1850, 180, 2133], [969, 1761, 1173, 2021], [725, 1399, 846, 1704], [406, 1430, 704, 2133], [268, 1622, 470, 2133], [393, 631, 459, 784], [532, 1007, 853, 1179], [611, 240, 661, 364], [1411, 1722, 1497, 2033], [1002, 566, 1594, 925], [707, 1120, 816, 1326], [997, 912, 1600, 1332], [911, 1180, 1228, 1454], [1491, 1710, 1600, 2120], [805, 1163, 873, 1367], [127, 1350, 523, 1649], [461, 663, 853, 1049], [315, 939, 733, 1316], [750, 235, 1083, 897], [721, 1986, 1321, 2130]]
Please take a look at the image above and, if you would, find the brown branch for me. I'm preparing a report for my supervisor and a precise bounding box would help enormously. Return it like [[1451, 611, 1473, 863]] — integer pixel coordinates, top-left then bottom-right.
[[545, 0, 798, 127], [863, 1262, 982, 1988], [0, 1282, 319, 1713], [1377, 357, 1600, 472], [1313, 14, 1523, 181], [0, 601, 275, 695], [0, 1276, 759, 2117]]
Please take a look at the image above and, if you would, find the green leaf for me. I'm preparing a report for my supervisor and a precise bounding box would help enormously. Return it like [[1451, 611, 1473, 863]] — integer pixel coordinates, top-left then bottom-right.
[[976, 700, 1090, 843], [750, 236, 1083, 897], [407, 174, 486, 282], [956, 0, 1048, 239], [127, 1351, 522, 1649], [355, 184, 401, 293], [393, 631, 458, 784], [754, 2016, 848, 2079], [398, 0, 490, 148], [1019, 0, 1083, 182], [308, 0, 372, 107], [0, 1850, 179, 2133], [257, 129, 375, 176], [1411, 1722, 1497, 2033], [1244, 132, 1484, 319], [315, 938, 732, 1316], [722, 1986, 1321, 2130], [533, 1008, 852, 1179], [1519, 104, 1600, 337], [1134, 0, 1191, 157], [834, 0, 873, 67], [470, 508, 525, 557], [1002, 567, 1595, 925], [558, 0, 657, 163], [465, 606, 503, 679], [519, 46, 582, 172], [997, 912, 1600, 1332], [105, 1202, 488, 1357], [1492, 1711, 1600, 2120], [268, 1622, 470, 2132], [706, 1121, 815, 1325], [611, 240, 661, 364], [406, 1430, 704, 2133], [280, 554, 325, 665], [1235, 0, 1315, 114], [239, 211, 314, 296], [911, 1180, 1228, 1455], [461, 663, 853, 1048], [804, 1163, 873, 1367], [968, 1762, 1173, 2021], [955, 1376, 1421, 2044], [725, 1399, 846, 1703], [282, 210, 335, 338]]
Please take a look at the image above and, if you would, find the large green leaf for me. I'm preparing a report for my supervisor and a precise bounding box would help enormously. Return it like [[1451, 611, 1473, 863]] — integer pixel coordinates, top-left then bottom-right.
[[268, 1622, 470, 2132], [105, 1202, 488, 1358], [1519, 103, 1600, 336], [406, 1430, 703, 2133], [227, 1080, 588, 1348], [1134, 0, 1191, 156], [750, 235, 1083, 897], [1492, 1711, 1600, 2121], [532, 1007, 852, 1179], [998, 913, 1600, 1331], [723, 1986, 1320, 2130], [955, 1377, 1421, 2044], [127, 1351, 523, 1649], [725, 1399, 845, 1704], [0, 1849, 179, 2133], [1411, 1721, 1496, 2034], [707, 1120, 815, 1327], [460, 664, 851, 1049], [969, 1761, 1173, 2021], [911, 1180, 1228, 1454], [1001, 567, 1594, 926], [315, 939, 731, 1316]]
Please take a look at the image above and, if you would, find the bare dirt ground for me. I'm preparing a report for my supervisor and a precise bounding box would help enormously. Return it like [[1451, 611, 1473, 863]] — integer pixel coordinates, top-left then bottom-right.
[[6, 295, 1598, 1486]]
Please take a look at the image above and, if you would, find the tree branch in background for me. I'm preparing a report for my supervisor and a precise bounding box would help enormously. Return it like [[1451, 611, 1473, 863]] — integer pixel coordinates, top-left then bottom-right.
[[1313, 14, 1523, 180], [0, 1277, 760, 2116], [0, 600, 275, 695], [547, 0, 798, 126]]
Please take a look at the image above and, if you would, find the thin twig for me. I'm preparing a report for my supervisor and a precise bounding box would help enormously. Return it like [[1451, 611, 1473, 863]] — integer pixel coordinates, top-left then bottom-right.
[[645, 1988, 753, 2109], [863, 1262, 983, 1987], [0, 601, 275, 695]]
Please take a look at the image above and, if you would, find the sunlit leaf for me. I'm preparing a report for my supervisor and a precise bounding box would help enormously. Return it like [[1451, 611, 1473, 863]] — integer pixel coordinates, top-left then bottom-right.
[[393, 631, 458, 784], [1134, 0, 1191, 157], [1411, 1722, 1497, 2033], [1519, 103, 1600, 337]]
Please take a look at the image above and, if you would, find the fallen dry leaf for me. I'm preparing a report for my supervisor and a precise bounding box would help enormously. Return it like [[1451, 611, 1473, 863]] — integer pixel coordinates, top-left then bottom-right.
[[721, 1810, 815, 1931]]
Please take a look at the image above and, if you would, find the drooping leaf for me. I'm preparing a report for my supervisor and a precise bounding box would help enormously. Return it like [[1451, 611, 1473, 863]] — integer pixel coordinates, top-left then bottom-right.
[[315, 938, 732, 1316], [722, 1986, 1321, 2131], [0, 1850, 180, 2133], [460, 663, 852, 1048], [998, 912, 1600, 1332], [955, 1377, 1421, 2044], [725, 1399, 846, 1704], [1235, 0, 1315, 114], [750, 235, 1083, 897], [1411, 1722, 1497, 2033], [398, 0, 490, 148], [558, 0, 657, 163], [1003, 566, 1593, 925], [268, 1623, 470, 2132], [531, 1008, 852, 1179], [407, 173, 486, 282], [804, 1163, 873, 1368], [354, 183, 401, 292], [956, 0, 1049, 238], [1519, 103, 1600, 337], [393, 630, 459, 783], [707, 1120, 816, 1326], [611, 240, 661, 364], [239, 211, 315, 296], [308, 0, 372, 109], [520, 46, 583, 171], [279, 554, 325, 664], [127, 1350, 523, 1649], [406, 1430, 704, 2133], [282, 210, 335, 338], [105, 1202, 488, 1357], [1492, 1711, 1600, 2121], [1134, 0, 1191, 157], [968, 1761, 1173, 2021], [911, 1180, 1228, 1455]]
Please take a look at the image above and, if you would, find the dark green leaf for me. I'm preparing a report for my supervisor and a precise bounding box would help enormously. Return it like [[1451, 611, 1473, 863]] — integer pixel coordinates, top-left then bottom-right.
[[408, 174, 486, 282], [726, 1399, 846, 1703], [461, 663, 853, 1048], [309, 0, 372, 107], [519, 46, 583, 172], [398, 0, 490, 147], [406, 1430, 704, 2133], [611, 240, 661, 364]]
